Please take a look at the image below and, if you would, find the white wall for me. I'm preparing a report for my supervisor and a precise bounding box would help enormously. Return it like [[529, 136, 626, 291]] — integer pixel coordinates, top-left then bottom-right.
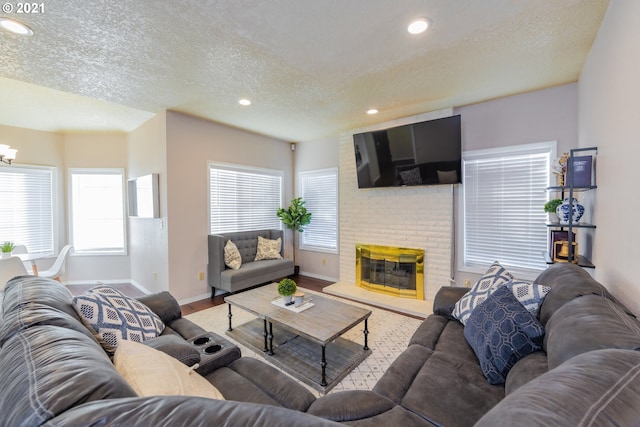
[[339, 109, 456, 301], [128, 112, 169, 294], [454, 84, 579, 286], [294, 136, 340, 281], [63, 132, 131, 281], [579, 1, 640, 315], [0, 125, 134, 282], [165, 112, 293, 302]]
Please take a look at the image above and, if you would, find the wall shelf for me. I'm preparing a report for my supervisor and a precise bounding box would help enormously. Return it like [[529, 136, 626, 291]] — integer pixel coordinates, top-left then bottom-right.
[[545, 147, 597, 268]]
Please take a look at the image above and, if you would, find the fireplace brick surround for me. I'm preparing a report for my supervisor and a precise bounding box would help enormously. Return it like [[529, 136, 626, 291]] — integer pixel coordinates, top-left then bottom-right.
[[338, 109, 455, 302]]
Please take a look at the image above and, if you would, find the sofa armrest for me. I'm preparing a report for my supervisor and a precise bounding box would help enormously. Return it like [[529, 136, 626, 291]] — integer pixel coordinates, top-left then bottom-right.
[[137, 291, 182, 324], [207, 234, 226, 289], [433, 286, 468, 312]]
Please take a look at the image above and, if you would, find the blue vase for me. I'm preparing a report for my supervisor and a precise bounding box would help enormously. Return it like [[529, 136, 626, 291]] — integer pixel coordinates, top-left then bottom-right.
[[556, 198, 584, 224]]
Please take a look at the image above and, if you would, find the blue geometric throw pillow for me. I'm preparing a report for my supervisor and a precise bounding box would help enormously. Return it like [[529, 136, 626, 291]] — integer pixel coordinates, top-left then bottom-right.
[[463, 285, 545, 385], [452, 261, 514, 325], [505, 280, 551, 318], [73, 286, 165, 354]]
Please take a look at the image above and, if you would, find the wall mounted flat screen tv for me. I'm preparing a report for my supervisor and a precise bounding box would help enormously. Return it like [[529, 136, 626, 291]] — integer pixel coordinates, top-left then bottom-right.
[[128, 173, 160, 218], [353, 115, 461, 188]]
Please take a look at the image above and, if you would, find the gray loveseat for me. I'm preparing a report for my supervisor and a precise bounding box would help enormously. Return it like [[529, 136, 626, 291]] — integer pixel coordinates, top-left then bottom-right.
[[207, 229, 294, 294]]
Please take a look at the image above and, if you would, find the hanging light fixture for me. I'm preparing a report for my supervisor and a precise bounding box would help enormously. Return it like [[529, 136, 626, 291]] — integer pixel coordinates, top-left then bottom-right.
[[0, 145, 17, 165]]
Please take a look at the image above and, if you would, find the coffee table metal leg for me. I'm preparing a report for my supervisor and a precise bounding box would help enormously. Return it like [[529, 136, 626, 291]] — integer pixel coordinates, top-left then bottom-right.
[[227, 304, 233, 332], [363, 318, 369, 351], [262, 319, 268, 353], [268, 322, 275, 355], [321, 345, 328, 387]]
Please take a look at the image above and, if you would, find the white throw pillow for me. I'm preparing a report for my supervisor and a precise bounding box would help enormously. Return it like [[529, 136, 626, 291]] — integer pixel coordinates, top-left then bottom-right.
[[114, 340, 225, 400], [254, 236, 283, 261], [224, 240, 242, 270]]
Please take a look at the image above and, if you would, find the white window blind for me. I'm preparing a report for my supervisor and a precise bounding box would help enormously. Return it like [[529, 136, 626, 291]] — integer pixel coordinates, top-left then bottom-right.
[[300, 168, 338, 253], [463, 142, 553, 274], [70, 169, 126, 254], [0, 165, 54, 254], [209, 163, 283, 234]]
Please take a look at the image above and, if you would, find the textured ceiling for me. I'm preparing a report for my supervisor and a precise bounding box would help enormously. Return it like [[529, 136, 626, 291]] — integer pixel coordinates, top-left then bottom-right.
[[0, 0, 609, 141]]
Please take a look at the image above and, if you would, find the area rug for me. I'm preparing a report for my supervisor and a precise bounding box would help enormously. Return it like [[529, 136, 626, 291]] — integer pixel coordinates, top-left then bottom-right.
[[185, 289, 423, 397]]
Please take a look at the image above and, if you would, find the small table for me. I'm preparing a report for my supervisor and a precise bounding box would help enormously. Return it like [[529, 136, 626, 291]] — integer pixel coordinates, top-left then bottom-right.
[[225, 283, 372, 393]]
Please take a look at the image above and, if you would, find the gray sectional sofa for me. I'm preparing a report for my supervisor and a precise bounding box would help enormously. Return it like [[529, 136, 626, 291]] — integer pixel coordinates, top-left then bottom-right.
[[207, 229, 294, 294], [1, 263, 639, 426]]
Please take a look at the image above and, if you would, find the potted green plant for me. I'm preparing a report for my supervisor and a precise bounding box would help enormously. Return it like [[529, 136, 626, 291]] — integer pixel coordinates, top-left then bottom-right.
[[276, 197, 312, 275], [544, 199, 563, 224], [1, 241, 15, 259], [277, 278, 297, 304]]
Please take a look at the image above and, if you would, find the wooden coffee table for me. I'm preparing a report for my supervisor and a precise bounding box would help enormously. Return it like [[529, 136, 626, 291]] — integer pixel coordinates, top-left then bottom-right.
[[224, 283, 372, 393]]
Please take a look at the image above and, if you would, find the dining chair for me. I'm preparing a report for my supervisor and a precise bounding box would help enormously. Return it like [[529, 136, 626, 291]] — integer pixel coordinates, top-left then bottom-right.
[[12, 245, 28, 254], [11, 245, 32, 273], [38, 245, 73, 282], [0, 256, 28, 290]]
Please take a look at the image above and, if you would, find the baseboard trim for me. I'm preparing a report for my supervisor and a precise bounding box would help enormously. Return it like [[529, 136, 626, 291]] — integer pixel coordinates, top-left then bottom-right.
[[178, 292, 212, 306], [298, 271, 338, 283]]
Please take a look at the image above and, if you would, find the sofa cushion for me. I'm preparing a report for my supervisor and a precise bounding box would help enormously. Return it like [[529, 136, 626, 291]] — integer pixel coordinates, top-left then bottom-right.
[[72, 285, 165, 353], [409, 316, 478, 364], [0, 325, 136, 426], [114, 339, 224, 400], [206, 357, 316, 411], [374, 344, 504, 426], [464, 286, 545, 385], [544, 294, 640, 369], [224, 240, 242, 270], [254, 236, 283, 261], [535, 262, 620, 326], [476, 349, 640, 427], [504, 351, 548, 395], [452, 261, 514, 325], [307, 390, 395, 422]]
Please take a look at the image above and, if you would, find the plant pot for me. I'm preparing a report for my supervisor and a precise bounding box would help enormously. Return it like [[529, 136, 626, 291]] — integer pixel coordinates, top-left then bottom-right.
[[281, 295, 293, 304], [548, 213, 560, 224], [1, 252, 10, 259]]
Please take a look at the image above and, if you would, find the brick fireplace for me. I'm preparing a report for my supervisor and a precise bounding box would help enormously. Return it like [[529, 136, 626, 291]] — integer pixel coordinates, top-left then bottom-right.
[[336, 109, 455, 304], [356, 244, 424, 299]]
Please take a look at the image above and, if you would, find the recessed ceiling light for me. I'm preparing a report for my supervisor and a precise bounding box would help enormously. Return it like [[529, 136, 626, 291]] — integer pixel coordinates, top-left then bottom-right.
[[0, 17, 34, 36], [407, 18, 430, 35], [238, 98, 251, 106], [367, 109, 379, 115]]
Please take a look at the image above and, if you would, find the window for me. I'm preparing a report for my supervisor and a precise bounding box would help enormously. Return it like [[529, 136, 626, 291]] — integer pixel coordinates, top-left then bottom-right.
[[299, 168, 338, 253], [209, 162, 283, 234], [70, 169, 126, 254], [463, 142, 554, 276], [0, 165, 55, 254]]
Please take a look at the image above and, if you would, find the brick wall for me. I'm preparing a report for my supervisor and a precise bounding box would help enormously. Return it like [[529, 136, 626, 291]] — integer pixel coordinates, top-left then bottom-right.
[[338, 110, 454, 301]]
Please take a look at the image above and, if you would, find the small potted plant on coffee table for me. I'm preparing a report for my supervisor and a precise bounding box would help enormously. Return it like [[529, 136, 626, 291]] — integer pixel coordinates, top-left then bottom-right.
[[278, 278, 297, 305]]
